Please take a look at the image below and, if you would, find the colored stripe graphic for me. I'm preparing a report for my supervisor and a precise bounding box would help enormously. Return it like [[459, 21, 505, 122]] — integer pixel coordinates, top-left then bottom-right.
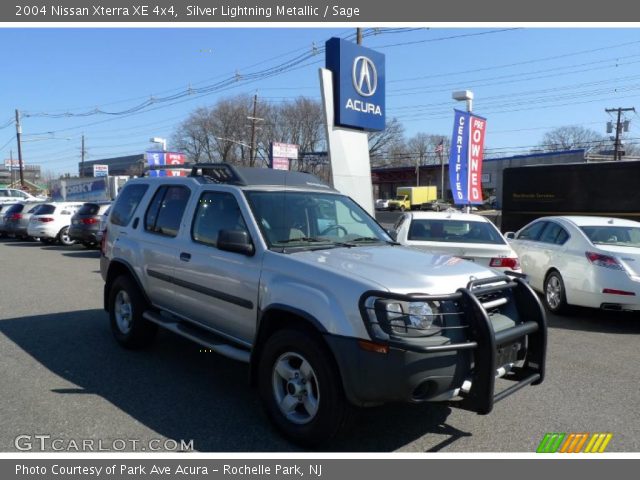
[[537, 433, 613, 453]]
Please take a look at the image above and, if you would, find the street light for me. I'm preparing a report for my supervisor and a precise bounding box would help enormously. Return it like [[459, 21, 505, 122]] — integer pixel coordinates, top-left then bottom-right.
[[452, 90, 474, 113], [150, 137, 167, 151]]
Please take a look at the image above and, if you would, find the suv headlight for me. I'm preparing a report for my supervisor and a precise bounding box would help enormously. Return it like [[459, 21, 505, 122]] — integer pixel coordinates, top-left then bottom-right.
[[365, 298, 445, 338]]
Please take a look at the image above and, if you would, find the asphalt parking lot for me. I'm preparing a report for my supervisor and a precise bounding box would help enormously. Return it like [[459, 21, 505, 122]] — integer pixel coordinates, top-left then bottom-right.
[[1, 237, 639, 452]]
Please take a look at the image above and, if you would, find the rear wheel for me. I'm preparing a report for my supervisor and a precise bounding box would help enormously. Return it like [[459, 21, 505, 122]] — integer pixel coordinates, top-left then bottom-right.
[[258, 329, 351, 447], [544, 271, 569, 314], [58, 226, 76, 246], [108, 275, 157, 349]]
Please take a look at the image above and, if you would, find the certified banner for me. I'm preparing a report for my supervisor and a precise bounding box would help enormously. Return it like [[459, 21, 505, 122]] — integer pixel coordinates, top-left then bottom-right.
[[448, 109, 487, 205]]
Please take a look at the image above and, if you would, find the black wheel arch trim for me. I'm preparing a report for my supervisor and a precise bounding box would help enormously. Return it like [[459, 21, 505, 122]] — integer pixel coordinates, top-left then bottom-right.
[[104, 259, 150, 311]]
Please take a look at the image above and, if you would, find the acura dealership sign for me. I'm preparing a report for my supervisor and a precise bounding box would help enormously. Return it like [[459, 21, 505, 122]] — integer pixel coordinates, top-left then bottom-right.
[[325, 37, 385, 131]]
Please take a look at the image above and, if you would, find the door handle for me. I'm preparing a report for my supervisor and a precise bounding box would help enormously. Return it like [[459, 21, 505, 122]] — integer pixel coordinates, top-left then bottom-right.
[[180, 252, 191, 262]]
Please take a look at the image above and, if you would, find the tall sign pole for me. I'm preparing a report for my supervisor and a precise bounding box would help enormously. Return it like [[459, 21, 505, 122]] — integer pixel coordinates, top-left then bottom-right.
[[15, 109, 25, 189]]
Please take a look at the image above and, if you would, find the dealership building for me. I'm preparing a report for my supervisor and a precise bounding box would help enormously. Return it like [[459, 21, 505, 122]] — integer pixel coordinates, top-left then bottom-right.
[[78, 154, 146, 177], [372, 149, 588, 207]]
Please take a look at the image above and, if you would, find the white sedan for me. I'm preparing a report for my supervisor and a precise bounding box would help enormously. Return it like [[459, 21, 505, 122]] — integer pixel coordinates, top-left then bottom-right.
[[393, 211, 521, 273], [506, 216, 640, 314]]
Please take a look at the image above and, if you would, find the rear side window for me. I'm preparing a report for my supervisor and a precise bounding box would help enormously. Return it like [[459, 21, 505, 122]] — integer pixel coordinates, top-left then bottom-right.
[[78, 203, 100, 215], [539, 222, 569, 245], [33, 204, 55, 215], [111, 184, 149, 226], [144, 186, 191, 237], [517, 221, 547, 241]]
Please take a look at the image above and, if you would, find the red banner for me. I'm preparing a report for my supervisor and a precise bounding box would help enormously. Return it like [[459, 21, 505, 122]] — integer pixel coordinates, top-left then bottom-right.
[[468, 115, 486, 204]]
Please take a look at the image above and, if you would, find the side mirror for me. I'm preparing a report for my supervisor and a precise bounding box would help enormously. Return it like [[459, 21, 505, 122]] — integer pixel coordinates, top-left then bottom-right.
[[387, 229, 398, 241], [505, 232, 516, 240], [217, 229, 255, 256]]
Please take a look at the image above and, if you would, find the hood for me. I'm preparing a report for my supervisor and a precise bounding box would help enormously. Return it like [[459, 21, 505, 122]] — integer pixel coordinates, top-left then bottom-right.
[[287, 245, 497, 295]]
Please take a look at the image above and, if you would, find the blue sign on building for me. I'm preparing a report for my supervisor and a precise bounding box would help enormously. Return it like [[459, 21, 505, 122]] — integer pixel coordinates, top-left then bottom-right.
[[325, 37, 385, 131]]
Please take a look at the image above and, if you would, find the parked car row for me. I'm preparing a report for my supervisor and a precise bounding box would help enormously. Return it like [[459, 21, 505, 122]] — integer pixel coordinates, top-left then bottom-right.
[[0, 200, 111, 247], [388, 211, 640, 315]]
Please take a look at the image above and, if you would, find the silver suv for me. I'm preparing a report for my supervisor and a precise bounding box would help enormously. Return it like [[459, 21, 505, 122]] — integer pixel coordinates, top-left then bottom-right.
[[100, 164, 547, 446]]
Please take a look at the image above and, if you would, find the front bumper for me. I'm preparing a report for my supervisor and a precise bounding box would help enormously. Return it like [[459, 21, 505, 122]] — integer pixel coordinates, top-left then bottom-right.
[[327, 276, 547, 414]]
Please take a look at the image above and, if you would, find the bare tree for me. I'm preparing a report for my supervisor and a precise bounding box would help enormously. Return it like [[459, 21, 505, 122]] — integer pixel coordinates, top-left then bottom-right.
[[368, 117, 405, 159], [538, 126, 607, 152], [173, 95, 324, 169]]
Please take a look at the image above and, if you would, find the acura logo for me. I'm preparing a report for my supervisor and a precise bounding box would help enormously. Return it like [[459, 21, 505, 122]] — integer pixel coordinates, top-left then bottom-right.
[[352, 56, 377, 97]]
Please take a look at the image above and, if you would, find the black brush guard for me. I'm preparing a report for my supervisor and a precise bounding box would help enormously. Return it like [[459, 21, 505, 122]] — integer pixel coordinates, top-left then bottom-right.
[[360, 276, 547, 415]]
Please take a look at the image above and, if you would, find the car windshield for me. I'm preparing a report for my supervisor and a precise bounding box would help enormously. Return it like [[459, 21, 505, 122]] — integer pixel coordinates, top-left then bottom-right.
[[244, 190, 392, 250], [580, 225, 640, 248], [394, 195, 405, 201], [408, 219, 506, 244]]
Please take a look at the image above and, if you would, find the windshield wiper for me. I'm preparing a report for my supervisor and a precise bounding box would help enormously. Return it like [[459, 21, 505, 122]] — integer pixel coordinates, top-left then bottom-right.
[[349, 236, 400, 246], [274, 237, 331, 244]]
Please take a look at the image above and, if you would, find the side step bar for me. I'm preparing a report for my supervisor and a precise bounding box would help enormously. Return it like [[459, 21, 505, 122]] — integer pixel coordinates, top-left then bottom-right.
[[143, 311, 251, 363]]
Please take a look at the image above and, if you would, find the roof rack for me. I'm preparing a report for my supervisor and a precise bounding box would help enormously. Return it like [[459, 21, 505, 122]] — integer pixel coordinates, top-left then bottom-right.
[[146, 162, 333, 190], [189, 163, 246, 185]]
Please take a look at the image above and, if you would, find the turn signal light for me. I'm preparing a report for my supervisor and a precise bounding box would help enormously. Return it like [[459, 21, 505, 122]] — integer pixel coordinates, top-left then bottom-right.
[[358, 340, 389, 354]]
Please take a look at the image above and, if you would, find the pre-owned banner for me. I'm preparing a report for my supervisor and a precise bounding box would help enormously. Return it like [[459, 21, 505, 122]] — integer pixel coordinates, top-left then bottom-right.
[[449, 109, 487, 205]]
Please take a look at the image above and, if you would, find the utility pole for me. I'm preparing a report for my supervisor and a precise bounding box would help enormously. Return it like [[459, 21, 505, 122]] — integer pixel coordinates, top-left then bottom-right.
[[80, 134, 86, 177], [10, 149, 15, 186], [605, 107, 635, 161], [439, 149, 445, 201], [247, 94, 264, 168], [15, 109, 25, 189], [356, 28, 363, 45]]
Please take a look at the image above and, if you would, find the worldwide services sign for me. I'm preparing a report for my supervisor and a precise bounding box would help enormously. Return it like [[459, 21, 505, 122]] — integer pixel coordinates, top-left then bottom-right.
[[325, 37, 385, 131], [449, 109, 487, 205]]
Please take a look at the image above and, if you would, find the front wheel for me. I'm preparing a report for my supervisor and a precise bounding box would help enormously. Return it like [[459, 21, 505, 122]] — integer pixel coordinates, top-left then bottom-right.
[[258, 329, 351, 447], [108, 275, 157, 349], [58, 226, 76, 246], [544, 271, 569, 314]]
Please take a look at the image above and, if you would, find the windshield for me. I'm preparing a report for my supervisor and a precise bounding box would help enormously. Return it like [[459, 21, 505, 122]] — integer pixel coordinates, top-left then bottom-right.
[[408, 219, 506, 244], [394, 195, 406, 201], [244, 190, 392, 250], [581, 225, 640, 248]]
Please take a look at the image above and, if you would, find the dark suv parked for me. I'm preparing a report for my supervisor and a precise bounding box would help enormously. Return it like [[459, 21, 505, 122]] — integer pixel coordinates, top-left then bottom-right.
[[69, 202, 111, 248]]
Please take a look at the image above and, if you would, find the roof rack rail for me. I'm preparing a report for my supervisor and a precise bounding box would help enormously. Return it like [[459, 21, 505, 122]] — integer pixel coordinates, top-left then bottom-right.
[[189, 163, 247, 185]]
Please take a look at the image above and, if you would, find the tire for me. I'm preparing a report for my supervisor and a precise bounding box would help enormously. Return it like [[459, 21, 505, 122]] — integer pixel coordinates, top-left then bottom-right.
[[544, 271, 569, 314], [435, 205, 441, 212], [57, 226, 76, 246], [108, 275, 157, 349], [400, 206, 406, 212], [258, 329, 351, 447]]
